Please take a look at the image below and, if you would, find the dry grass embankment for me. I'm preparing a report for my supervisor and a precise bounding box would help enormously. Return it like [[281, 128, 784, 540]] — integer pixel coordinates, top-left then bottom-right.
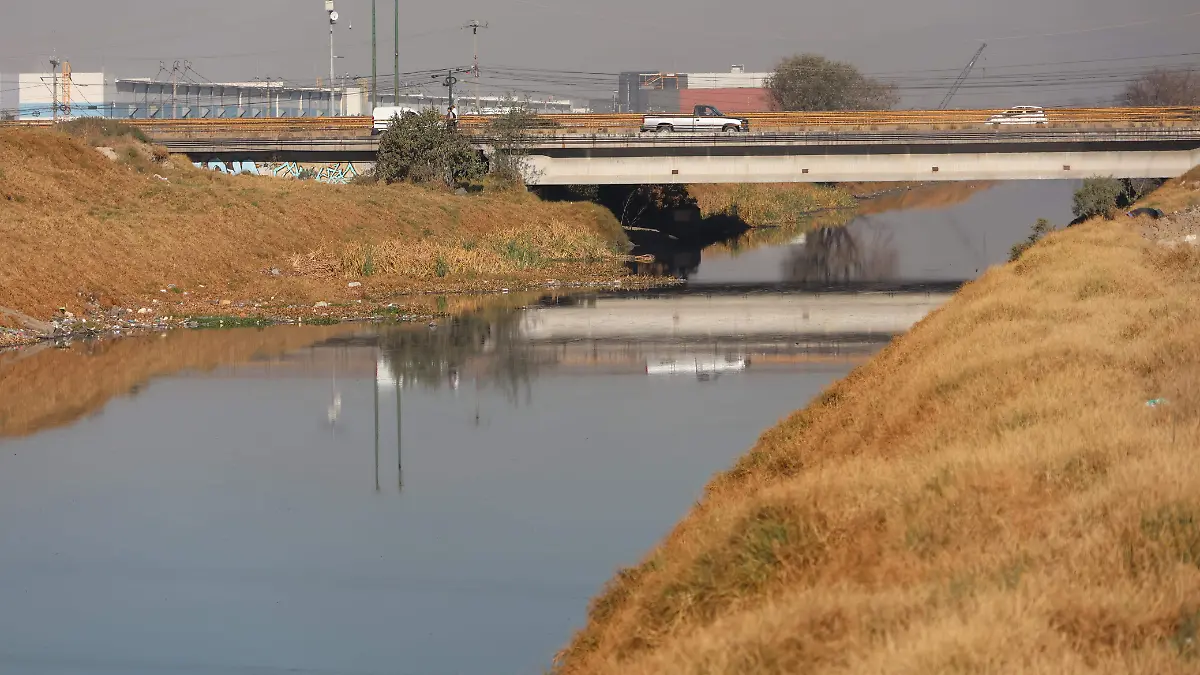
[[553, 174, 1200, 674], [0, 126, 628, 323]]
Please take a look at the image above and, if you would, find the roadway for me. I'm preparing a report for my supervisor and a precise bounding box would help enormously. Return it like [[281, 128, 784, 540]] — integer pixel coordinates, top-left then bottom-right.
[[8, 106, 1198, 184], [154, 127, 1200, 184]]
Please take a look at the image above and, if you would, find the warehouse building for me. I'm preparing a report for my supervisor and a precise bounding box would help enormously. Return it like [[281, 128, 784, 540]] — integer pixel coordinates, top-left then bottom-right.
[[616, 65, 773, 114], [0, 70, 109, 120], [1, 69, 577, 120]]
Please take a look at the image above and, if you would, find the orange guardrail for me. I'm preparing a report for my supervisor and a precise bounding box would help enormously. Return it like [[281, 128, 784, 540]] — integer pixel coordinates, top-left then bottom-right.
[[3, 107, 1198, 135]]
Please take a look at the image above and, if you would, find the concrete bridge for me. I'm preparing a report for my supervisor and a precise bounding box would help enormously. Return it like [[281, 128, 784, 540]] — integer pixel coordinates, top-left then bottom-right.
[[156, 127, 1200, 184]]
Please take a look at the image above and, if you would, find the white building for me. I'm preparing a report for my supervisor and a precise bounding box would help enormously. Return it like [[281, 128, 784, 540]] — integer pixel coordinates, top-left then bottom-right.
[[6, 71, 107, 120]]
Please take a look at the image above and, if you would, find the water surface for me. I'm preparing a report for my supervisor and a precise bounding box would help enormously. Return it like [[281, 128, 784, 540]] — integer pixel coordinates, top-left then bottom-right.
[[0, 180, 1077, 674], [0, 304, 888, 675]]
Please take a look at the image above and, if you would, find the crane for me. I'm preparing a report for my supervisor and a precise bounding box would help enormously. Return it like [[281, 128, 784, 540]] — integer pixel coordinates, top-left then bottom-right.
[[938, 43, 986, 110]]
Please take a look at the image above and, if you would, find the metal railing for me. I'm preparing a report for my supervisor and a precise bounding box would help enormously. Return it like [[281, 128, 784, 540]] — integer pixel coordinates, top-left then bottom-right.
[[3, 106, 1198, 136]]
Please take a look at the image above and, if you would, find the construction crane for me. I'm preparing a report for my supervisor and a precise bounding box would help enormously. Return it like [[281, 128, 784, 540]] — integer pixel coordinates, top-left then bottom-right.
[[938, 43, 986, 110]]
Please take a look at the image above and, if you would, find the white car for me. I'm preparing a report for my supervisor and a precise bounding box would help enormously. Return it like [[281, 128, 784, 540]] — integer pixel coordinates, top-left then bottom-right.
[[987, 106, 1048, 126], [372, 106, 418, 134]]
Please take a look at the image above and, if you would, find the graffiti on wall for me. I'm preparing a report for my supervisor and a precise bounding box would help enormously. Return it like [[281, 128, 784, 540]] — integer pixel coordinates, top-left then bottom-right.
[[194, 161, 375, 185]]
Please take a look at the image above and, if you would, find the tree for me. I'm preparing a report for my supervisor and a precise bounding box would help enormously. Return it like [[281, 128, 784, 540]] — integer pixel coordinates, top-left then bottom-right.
[[1072, 177, 1124, 221], [1123, 68, 1200, 106], [485, 100, 540, 186], [766, 54, 898, 111], [375, 109, 483, 186]]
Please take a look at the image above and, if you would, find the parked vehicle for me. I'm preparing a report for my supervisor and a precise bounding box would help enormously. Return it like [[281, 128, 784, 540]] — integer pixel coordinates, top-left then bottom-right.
[[372, 106, 417, 134], [987, 106, 1049, 126], [641, 105, 749, 133]]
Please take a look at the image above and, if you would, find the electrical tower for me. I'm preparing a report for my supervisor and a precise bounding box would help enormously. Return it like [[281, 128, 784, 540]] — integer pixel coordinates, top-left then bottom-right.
[[939, 43, 986, 110], [463, 20, 488, 113]]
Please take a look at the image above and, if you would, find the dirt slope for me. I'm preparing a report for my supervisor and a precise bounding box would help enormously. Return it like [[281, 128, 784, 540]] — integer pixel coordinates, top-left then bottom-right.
[[553, 172, 1200, 675], [0, 128, 627, 322]]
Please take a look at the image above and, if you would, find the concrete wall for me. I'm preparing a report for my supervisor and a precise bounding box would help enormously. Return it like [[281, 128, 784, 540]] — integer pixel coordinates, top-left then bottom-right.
[[525, 148, 1200, 185]]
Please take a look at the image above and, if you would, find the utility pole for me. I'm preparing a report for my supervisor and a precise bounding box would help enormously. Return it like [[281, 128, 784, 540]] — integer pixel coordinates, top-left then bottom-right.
[[371, 0, 377, 110], [463, 20, 488, 113], [49, 55, 60, 122], [393, 0, 399, 105], [171, 60, 180, 119], [326, 1, 339, 116], [432, 68, 472, 110]]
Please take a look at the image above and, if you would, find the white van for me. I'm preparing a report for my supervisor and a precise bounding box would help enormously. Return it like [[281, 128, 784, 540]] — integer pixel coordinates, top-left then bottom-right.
[[372, 106, 417, 134]]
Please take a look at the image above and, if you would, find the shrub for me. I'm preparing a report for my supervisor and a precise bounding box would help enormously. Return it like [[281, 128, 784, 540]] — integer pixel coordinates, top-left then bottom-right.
[[485, 102, 539, 186], [58, 118, 150, 144], [375, 109, 483, 187], [1009, 218, 1058, 262], [1072, 177, 1124, 221]]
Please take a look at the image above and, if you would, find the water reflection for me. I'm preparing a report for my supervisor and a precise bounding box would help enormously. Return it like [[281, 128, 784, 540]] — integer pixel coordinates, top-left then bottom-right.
[[687, 180, 1081, 285], [0, 294, 904, 675], [783, 226, 899, 284]]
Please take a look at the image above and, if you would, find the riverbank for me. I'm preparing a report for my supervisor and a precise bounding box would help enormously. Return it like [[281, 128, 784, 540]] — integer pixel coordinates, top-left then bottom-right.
[[552, 170, 1200, 674], [0, 126, 638, 343]]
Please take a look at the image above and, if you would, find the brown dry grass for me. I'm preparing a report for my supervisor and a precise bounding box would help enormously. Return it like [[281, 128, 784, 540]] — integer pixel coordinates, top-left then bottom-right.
[[0, 128, 627, 321], [552, 177, 1200, 674], [689, 183, 857, 226]]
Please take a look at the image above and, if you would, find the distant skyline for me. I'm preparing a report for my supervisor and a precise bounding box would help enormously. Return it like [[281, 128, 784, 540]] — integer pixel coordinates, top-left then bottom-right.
[[1, 0, 1198, 107]]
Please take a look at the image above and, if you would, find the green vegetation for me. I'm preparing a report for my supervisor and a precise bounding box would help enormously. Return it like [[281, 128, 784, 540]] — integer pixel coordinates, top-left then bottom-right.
[[766, 54, 898, 111], [187, 315, 273, 329], [375, 109, 483, 186], [1009, 218, 1059, 262], [1073, 176, 1125, 220]]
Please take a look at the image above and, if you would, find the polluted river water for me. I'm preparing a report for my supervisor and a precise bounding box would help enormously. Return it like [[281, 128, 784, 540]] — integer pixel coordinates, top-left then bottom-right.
[[0, 180, 1079, 675]]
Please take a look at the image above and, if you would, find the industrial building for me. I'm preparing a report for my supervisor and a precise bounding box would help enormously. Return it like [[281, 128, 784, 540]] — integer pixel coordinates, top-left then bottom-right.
[[616, 66, 773, 114], [0, 70, 108, 120], [1, 69, 576, 120], [2, 63, 771, 119]]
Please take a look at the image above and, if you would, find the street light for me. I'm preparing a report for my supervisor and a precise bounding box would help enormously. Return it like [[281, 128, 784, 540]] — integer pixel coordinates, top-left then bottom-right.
[[326, 1, 339, 116]]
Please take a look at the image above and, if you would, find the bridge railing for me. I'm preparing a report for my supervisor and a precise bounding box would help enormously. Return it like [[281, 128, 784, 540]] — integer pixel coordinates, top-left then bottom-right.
[[3, 107, 1198, 137]]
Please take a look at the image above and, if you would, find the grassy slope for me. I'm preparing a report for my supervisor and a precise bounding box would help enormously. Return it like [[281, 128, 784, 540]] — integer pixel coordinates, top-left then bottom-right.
[[0, 128, 627, 321], [553, 173, 1200, 674]]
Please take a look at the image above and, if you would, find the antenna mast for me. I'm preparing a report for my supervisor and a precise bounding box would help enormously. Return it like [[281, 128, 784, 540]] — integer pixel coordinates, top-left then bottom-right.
[[939, 43, 986, 110], [463, 20, 488, 113]]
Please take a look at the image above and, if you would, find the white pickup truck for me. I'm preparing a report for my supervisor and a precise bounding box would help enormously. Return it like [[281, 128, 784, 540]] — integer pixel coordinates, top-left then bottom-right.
[[372, 106, 418, 134], [641, 105, 749, 133]]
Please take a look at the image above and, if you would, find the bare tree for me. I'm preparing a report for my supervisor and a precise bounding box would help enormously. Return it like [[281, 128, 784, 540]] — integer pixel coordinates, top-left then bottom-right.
[[766, 54, 899, 111], [1123, 68, 1200, 106]]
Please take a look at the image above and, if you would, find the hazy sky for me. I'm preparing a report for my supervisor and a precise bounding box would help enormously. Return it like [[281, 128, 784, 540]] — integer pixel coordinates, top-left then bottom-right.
[[2, 0, 1198, 107]]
